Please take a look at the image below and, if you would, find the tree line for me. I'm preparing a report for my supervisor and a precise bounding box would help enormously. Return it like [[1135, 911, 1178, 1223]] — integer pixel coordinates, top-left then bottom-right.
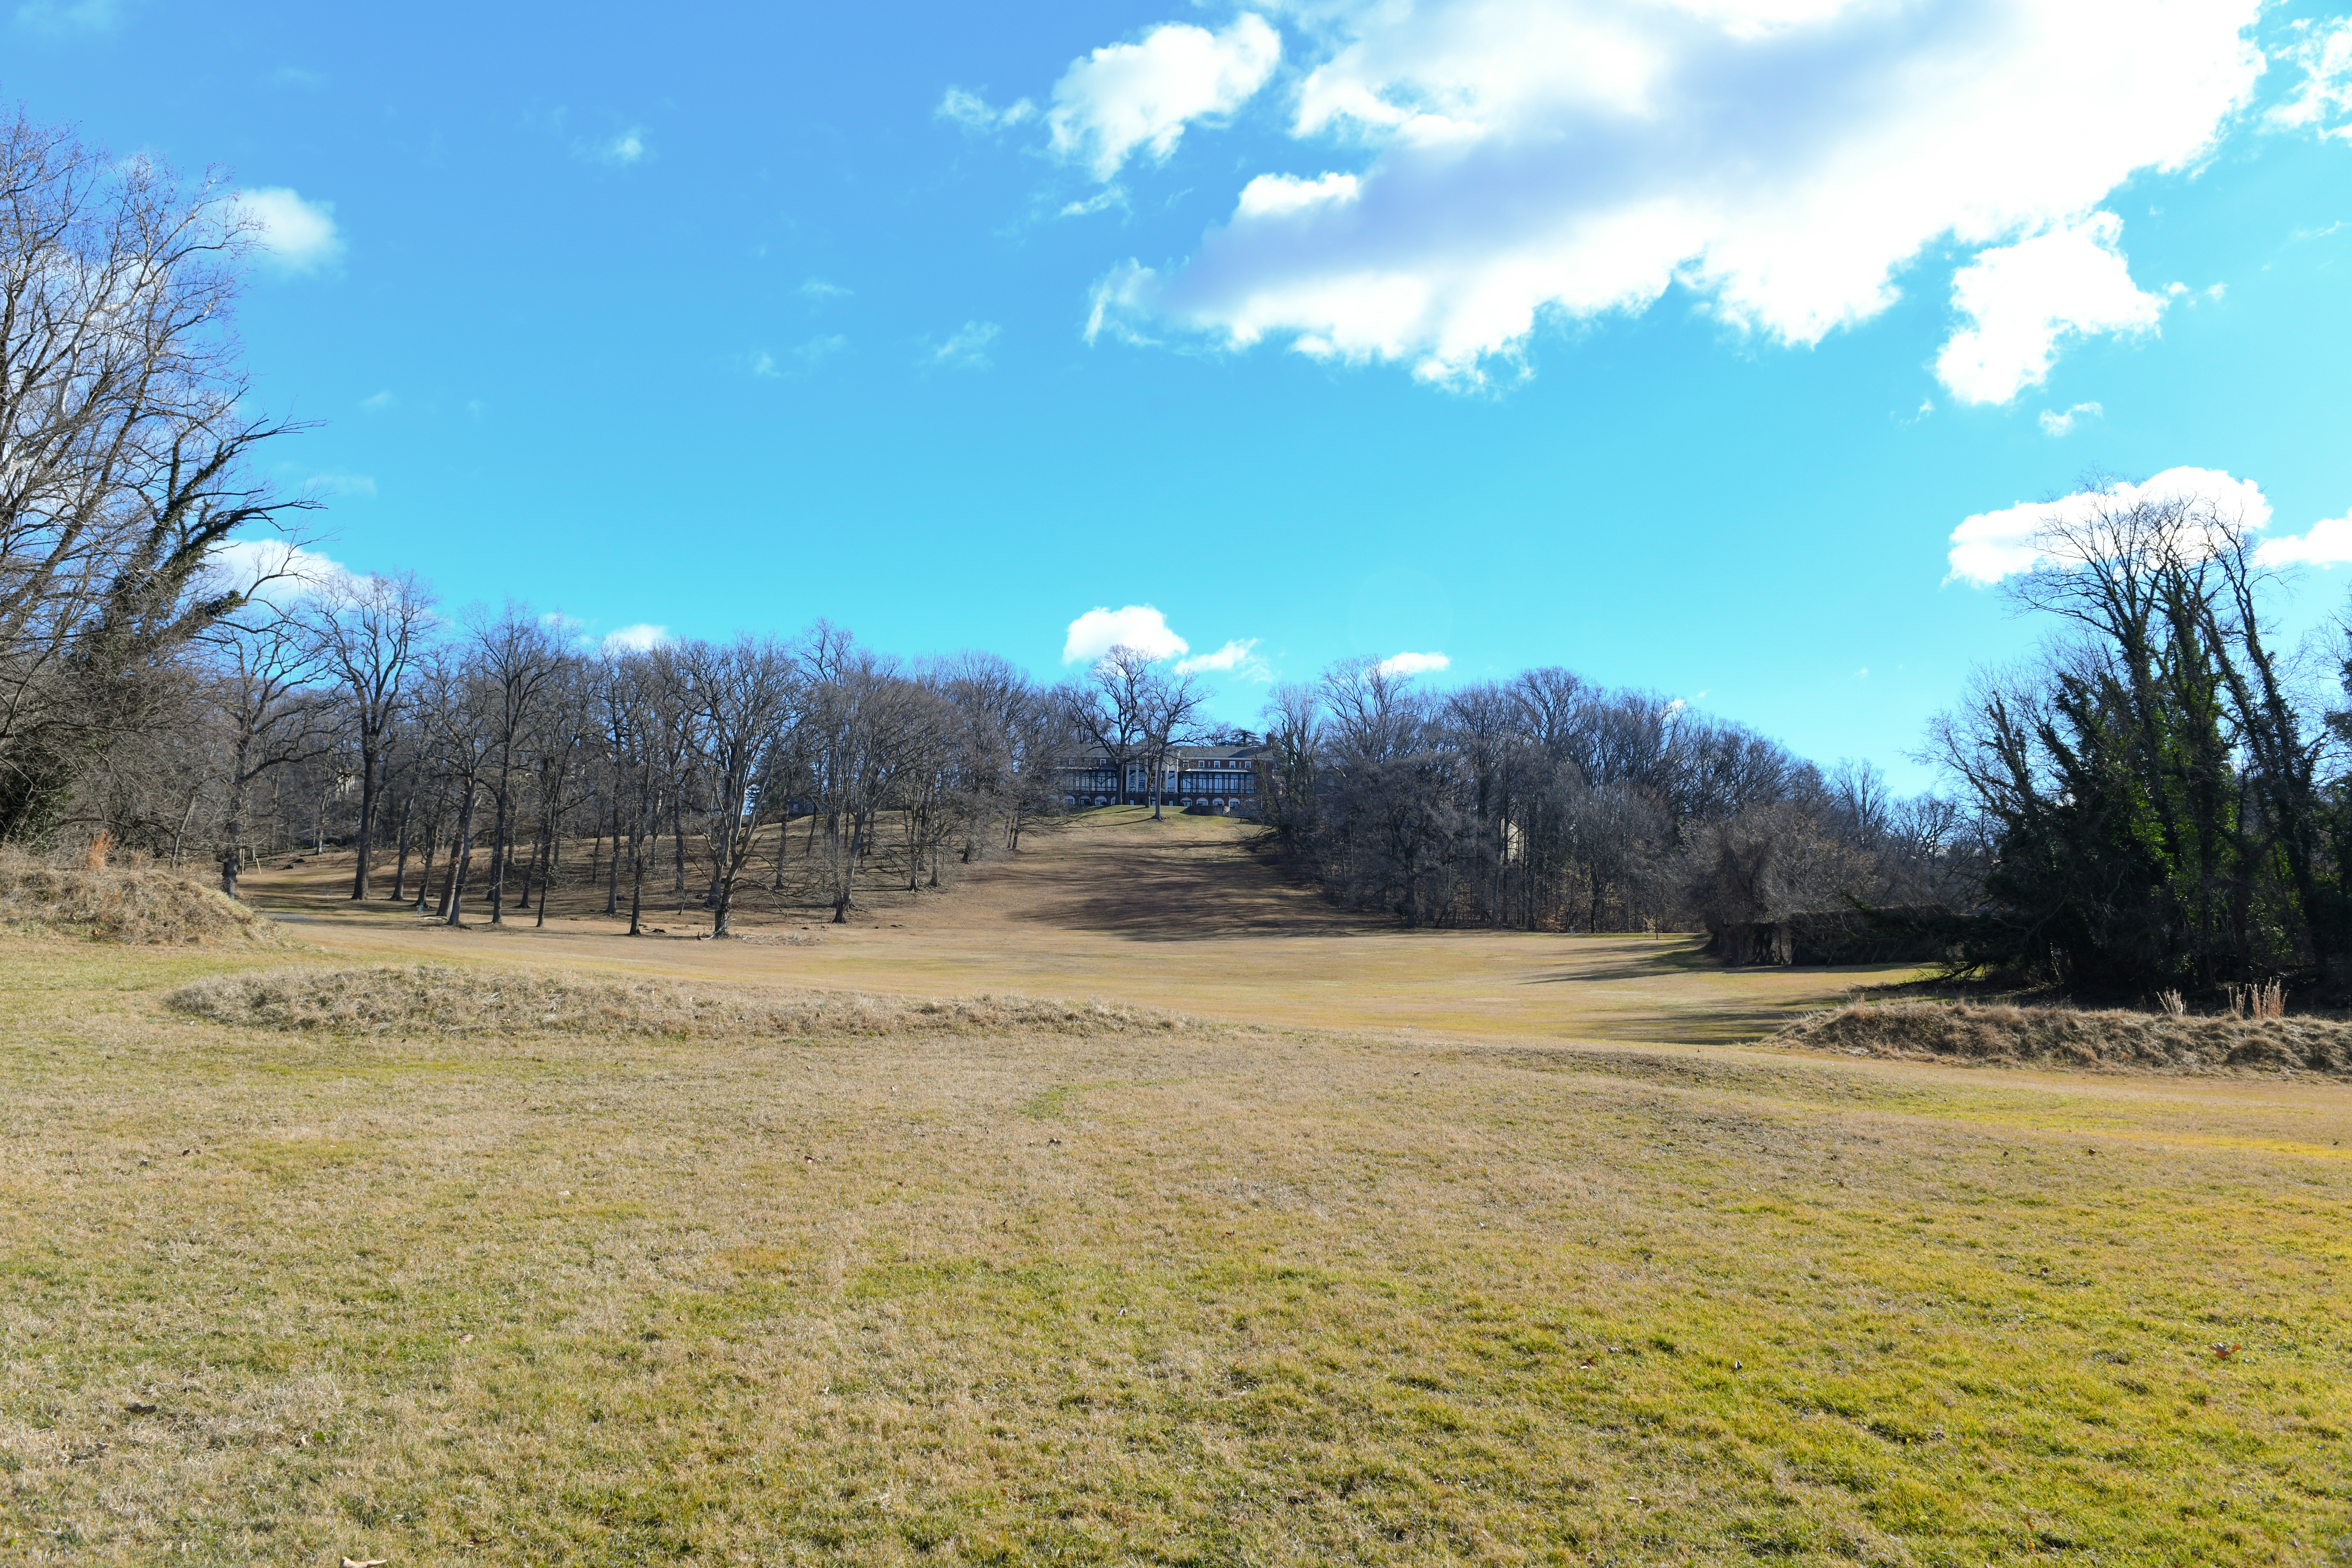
[[66, 578, 1074, 932], [1251, 658, 1981, 941]]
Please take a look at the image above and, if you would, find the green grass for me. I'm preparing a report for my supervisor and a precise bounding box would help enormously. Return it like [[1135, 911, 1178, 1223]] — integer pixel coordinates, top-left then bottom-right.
[[4, 943, 2352, 1564]]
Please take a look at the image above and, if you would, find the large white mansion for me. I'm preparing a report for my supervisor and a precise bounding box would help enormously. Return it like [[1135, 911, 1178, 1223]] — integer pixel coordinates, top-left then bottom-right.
[[1058, 741, 1268, 814]]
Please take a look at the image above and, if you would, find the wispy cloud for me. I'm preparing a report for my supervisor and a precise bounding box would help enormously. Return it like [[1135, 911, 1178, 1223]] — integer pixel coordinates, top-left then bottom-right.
[[601, 128, 647, 166], [1060, 188, 1128, 220], [2038, 401, 2104, 437], [937, 87, 1036, 134], [1172, 637, 1269, 680], [751, 336, 848, 378], [799, 277, 852, 302], [2269, 17, 2352, 141], [360, 389, 395, 413], [14, 0, 122, 34], [303, 471, 377, 499], [928, 320, 1000, 370]]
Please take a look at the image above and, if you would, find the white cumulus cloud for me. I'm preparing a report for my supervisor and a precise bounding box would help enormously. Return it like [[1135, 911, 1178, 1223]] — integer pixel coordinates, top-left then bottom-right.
[[1173, 638, 1270, 679], [1935, 213, 2165, 404], [1070, 0, 2258, 386], [1048, 14, 1281, 180], [1377, 651, 1450, 677], [1063, 605, 1189, 665], [1947, 467, 2272, 586], [601, 624, 671, 655], [203, 538, 358, 603], [2255, 506, 2352, 569], [230, 187, 343, 275]]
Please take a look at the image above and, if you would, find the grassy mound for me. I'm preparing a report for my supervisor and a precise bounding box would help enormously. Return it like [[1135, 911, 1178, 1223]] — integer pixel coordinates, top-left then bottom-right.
[[167, 963, 1193, 1039], [1771, 998, 2352, 1074], [0, 856, 283, 946]]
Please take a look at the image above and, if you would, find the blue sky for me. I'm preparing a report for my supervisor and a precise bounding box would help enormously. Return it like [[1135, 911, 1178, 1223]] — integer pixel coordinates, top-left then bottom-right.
[[12, 0, 2352, 788]]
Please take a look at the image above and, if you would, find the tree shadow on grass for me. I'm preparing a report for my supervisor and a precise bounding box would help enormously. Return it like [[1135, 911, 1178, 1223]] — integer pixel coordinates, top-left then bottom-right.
[[1001, 852, 1371, 941]]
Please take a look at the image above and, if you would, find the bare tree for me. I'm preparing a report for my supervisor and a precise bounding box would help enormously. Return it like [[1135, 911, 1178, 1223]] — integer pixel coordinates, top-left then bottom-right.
[[202, 613, 333, 899], [0, 113, 312, 840], [678, 637, 798, 937], [1138, 663, 1209, 821], [1061, 644, 1153, 806], [412, 651, 494, 925], [520, 661, 598, 926], [306, 572, 431, 898], [468, 611, 566, 926]]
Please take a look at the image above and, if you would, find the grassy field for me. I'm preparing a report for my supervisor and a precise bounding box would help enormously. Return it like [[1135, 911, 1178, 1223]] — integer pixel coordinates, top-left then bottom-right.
[[5, 813, 2351, 1565]]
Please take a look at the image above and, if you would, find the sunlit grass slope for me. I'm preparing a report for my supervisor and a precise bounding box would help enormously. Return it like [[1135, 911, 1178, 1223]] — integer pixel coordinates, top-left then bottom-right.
[[5, 944, 2350, 1566]]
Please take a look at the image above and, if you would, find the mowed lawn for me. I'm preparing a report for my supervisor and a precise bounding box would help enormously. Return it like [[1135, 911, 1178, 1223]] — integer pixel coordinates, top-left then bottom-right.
[[4, 940, 2351, 1566]]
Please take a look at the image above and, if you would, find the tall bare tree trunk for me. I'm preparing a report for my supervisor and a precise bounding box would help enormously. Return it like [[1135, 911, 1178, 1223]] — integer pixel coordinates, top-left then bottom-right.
[[389, 782, 416, 902], [350, 747, 379, 900], [605, 793, 622, 915], [627, 778, 652, 936], [443, 788, 478, 925], [411, 790, 442, 912], [486, 781, 512, 925]]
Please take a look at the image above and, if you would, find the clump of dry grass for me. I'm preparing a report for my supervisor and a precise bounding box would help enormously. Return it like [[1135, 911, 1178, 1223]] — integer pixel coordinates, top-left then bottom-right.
[[167, 963, 1195, 1039], [1771, 998, 2352, 1074], [0, 852, 283, 946]]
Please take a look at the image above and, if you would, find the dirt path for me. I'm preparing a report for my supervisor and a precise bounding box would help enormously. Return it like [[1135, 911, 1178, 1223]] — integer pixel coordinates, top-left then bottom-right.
[[238, 807, 1914, 1043]]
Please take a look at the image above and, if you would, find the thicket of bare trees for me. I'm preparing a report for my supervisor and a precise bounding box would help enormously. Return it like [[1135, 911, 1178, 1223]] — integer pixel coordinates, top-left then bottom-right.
[[56, 581, 1078, 929], [1256, 660, 1982, 945]]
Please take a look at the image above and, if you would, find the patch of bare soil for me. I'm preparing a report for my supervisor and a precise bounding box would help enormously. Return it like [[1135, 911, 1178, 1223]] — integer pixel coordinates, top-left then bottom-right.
[[1772, 999, 2352, 1075], [0, 855, 284, 946], [168, 963, 1202, 1039]]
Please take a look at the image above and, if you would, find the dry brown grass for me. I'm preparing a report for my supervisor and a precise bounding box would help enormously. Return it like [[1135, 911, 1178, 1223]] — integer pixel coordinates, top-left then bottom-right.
[[168, 964, 1197, 1040], [233, 811, 1913, 1044], [11, 826, 2352, 1562], [0, 854, 283, 947], [9, 940, 2352, 1566], [1772, 998, 2352, 1074]]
